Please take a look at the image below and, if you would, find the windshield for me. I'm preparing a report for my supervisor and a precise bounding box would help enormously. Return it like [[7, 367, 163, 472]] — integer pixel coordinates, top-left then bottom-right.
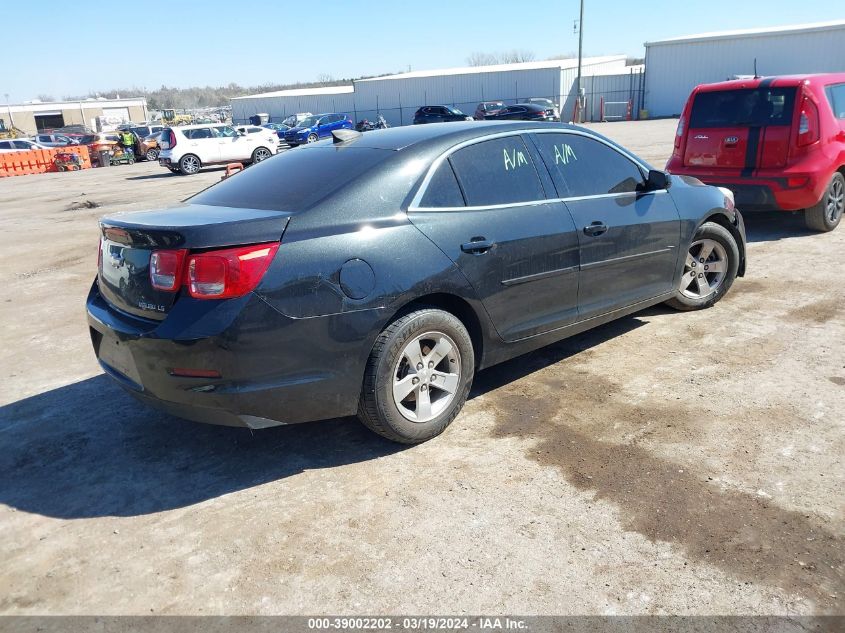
[[190, 147, 394, 212], [297, 116, 320, 128], [690, 88, 797, 128]]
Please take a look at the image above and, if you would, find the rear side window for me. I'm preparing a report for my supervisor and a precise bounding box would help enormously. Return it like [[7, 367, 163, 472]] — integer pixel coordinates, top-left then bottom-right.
[[690, 88, 796, 128], [533, 133, 644, 198], [825, 83, 845, 119], [0, 141, 11, 149], [418, 161, 465, 208], [184, 128, 213, 140], [190, 147, 394, 212], [449, 136, 545, 206]]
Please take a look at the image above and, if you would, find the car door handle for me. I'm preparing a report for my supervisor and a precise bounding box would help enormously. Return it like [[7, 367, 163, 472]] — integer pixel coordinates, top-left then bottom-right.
[[583, 221, 608, 237], [461, 237, 495, 254]]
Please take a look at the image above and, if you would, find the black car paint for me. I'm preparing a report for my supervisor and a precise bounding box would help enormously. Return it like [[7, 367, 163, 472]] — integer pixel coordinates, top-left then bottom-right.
[[484, 103, 555, 121], [87, 121, 746, 429]]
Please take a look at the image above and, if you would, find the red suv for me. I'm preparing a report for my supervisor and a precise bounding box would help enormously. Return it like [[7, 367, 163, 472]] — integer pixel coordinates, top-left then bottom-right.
[[667, 74, 845, 231]]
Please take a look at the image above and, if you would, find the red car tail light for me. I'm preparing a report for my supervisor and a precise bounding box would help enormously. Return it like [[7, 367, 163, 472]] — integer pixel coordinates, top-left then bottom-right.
[[150, 249, 188, 291], [167, 129, 177, 148], [186, 242, 279, 299], [674, 115, 685, 149], [797, 97, 819, 147]]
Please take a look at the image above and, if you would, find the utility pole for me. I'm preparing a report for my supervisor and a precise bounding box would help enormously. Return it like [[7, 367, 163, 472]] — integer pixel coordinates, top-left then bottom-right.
[[575, 0, 584, 123]]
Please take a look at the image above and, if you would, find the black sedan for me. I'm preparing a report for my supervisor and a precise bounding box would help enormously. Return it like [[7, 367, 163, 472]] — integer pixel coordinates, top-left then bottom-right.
[[413, 105, 473, 124], [87, 122, 746, 444], [484, 103, 558, 121]]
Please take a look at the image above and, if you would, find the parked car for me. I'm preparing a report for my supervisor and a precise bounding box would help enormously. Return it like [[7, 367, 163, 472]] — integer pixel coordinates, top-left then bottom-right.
[[281, 113, 313, 128], [87, 121, 746, 444], [283, 113, 353, 146], [262, 122, 291, 138], [474, 101, 507, 120], [0, 139, 48, 152], [484, 103, 558, 122], [32, 133, 78, 147], [157, 124, 278, 174], [139, 132, 163, 161], [128, 125, 165, 139], [413, 106, 473, 124], [234, 125, 280, 147], [77, 133, 122, 164], [518, 98, 561, 120], [666, 73, 845, 232]]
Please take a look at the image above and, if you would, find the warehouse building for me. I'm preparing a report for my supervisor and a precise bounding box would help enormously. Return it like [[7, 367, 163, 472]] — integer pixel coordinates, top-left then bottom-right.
[[0, 97, 148, 135], [230, 85, 355, 126], [231, 56, 635, 126], [645, 20, 845, 117]]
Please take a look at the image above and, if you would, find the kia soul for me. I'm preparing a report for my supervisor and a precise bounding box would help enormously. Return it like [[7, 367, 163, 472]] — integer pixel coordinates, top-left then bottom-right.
[[666, 73, 845, 232]]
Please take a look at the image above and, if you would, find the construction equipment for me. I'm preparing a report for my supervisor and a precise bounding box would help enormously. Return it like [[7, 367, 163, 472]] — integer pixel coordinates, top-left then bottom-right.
[[0, 124, 27, 140], [161, 109, 193, 126]]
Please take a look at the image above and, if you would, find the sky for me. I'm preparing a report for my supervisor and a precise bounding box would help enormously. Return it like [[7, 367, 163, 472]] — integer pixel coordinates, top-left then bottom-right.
[[2, 0, 841, 103]]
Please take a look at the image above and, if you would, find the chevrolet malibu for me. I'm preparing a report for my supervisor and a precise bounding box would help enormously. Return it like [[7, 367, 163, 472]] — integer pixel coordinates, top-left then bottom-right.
[[87, 122, 746, 444]]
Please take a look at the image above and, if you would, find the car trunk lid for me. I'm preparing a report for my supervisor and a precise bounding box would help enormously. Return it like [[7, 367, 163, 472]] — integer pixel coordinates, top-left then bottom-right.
[[683, 85, 797, 173], [98, 204, 289, 320]]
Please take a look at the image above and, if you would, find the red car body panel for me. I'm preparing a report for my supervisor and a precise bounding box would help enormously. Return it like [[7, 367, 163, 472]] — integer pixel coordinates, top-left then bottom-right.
[[666, 73, 845, 211]]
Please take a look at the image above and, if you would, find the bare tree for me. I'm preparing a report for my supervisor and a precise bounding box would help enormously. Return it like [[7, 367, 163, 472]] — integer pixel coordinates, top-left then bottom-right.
[[499, 49, 535, 64], [466, 52, 498, 67], [316, 73, 335, 85], [546, 52, 578, 61], [36, 94, 55, 102]]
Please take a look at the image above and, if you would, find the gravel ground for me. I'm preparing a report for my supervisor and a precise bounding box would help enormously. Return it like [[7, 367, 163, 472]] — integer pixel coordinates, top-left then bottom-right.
[[0, 119, 842, 616]]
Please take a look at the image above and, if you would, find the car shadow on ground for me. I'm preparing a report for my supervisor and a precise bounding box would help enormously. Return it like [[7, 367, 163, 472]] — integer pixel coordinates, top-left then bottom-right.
[[742, 210, 818, 242], [0, 315, 650, 521], [125, 166, 228, 181]]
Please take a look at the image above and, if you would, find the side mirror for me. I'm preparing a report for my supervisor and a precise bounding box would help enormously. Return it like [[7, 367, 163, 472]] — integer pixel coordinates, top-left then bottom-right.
[[644, 169, 671, 191]]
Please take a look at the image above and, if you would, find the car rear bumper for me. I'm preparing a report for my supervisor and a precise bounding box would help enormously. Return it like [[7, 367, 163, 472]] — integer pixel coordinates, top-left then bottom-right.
[[86, 281, 371, 429], [667, 165, 827, 211]]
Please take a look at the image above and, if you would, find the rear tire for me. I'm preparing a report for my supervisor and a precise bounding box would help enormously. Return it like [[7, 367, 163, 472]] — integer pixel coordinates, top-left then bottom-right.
[[358, 309, 474, 444], [665, 221, 739, 311], [145, 148, 159, 161], [251, 147, 272, 163], [178, 154, 201, 175], [805, 172, 844, 232]]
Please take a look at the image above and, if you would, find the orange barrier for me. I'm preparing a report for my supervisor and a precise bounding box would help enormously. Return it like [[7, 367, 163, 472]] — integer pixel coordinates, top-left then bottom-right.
[[0, 145, 92, 177]]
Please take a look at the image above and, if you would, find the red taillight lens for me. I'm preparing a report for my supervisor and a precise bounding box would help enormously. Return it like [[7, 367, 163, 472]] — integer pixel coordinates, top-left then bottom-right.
[[150, 249, 187, 291], [186, 243, 279, 299], [674, 115, 685, 149], [797, 98, 819, 147], [167, 129, 177, 148]]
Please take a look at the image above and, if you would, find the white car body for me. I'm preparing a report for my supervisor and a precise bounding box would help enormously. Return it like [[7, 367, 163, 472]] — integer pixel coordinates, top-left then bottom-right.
[[0, 139, 49, 153], [158, 124, 278, 174], [234, 125, 279, 145]]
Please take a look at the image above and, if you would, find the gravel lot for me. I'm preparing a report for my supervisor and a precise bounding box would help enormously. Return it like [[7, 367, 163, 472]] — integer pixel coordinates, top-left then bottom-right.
[[0, 118, 842, 616]]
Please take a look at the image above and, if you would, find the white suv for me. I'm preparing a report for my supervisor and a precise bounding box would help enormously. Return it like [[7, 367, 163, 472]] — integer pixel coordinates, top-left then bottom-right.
[[158, 124, 277, 175]]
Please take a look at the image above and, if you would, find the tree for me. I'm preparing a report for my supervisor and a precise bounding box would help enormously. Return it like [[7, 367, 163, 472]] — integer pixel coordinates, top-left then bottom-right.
[[36, 94, 55, 102], [466, 52, 498, 67], [466, 50, 535, 66]]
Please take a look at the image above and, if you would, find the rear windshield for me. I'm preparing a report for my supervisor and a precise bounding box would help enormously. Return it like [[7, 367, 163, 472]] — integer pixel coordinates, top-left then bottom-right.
[[189, 146, 393, 212], [690, 87, 796, 128]]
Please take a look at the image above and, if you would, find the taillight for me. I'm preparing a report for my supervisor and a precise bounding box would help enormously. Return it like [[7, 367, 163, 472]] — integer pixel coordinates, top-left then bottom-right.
[[98, 239, 103, 270], [674, 115, 685, 149], [797, 98, 819, 147], [167, 129, 177, 148], [186, 243, 279, 299], [150, 249, 187, 291]]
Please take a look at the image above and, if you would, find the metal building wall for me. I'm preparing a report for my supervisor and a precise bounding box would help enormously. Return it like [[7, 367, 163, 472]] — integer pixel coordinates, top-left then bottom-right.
[[558, 59, 635, 121], [645, 24, 845, 117], [231, 90, 356, 124], [353, 68, 563, 127]]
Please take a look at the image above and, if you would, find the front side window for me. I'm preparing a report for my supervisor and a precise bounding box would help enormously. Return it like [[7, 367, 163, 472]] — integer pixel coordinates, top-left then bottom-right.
[[825, 83, 845, 119], [533, 133, 643, 198], [216, 126, 238, 138], [13, 140, 32, 149], [449, 136, 545, 206], [418, 160, 465, 208]]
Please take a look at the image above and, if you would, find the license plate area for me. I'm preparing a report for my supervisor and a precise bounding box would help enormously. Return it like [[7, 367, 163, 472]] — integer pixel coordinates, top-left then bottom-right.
[[98, 335, 143, 386]]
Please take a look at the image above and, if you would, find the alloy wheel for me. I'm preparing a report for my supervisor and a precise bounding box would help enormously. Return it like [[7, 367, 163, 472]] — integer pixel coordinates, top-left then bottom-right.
[[679, 238, 728, 299], [827, 177, 844, 223], [254, 148, 271, 162], [307, 134, 318, 143], [181, 155, 199, 174], [392, 331, 461, 423]]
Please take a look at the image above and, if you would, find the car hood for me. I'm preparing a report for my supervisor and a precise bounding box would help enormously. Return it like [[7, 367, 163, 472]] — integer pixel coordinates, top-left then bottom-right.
[[285, 126, 311, 135]]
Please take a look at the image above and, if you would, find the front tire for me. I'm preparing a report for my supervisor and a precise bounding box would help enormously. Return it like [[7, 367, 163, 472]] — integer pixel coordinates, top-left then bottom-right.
[[178, 154, 201, 175], [358, 309, 475, 444], [665, 221, 739, 311], [805, 172, 844, 232], [145, 148, 159, 161], [307, 133, 318, 144]]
